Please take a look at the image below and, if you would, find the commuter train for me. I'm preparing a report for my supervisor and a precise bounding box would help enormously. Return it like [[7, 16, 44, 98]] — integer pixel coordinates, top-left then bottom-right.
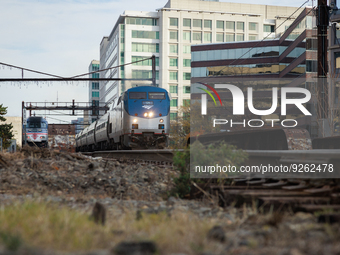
[[76, 86, 170, 151], [24, 116, 49, 147]]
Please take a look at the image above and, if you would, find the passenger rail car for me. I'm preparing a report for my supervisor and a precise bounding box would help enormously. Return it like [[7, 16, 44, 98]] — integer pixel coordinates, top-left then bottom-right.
[[76, 86, 170, 151], [24, 116, 49, 147]]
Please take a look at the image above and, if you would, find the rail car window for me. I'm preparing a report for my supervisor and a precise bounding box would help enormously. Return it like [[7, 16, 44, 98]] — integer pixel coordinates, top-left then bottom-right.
[[149, 92, 166, 99], [129, 92, 147, 99], [28, 122, 41, 128]]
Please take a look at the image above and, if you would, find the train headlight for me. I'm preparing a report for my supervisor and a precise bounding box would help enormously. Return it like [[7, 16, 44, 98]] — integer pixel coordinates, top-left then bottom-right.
[[159, 119, 164, 123], [144, 112, 148, 117], [148, 112, 153, 117], [133, 119, 138, 123]]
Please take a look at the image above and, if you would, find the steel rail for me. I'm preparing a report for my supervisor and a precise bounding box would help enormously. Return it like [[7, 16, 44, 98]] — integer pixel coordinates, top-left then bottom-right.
[[82, 149, 340, 171], [82, 149, 184, 164]]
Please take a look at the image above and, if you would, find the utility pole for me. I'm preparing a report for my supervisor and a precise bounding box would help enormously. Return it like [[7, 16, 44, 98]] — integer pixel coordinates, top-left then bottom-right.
[[22, 101, 27, 146], [152, 55, 156, 87], [317, 0, 329, 119]]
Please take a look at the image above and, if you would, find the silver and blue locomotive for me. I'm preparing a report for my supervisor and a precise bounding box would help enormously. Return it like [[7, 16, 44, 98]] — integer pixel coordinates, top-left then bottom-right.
[[76, 86, 170, 151], [24, 116, 49, 147]]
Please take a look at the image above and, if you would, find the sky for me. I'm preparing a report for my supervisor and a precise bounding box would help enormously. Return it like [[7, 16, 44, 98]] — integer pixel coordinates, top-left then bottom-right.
[[0, 0, 314, 123]]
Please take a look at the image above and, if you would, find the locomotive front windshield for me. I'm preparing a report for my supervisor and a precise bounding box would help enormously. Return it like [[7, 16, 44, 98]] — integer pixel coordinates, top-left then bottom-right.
[[28, 121, 41, 128], [149, 92, 165, 99], [129, 92, 147, 99], [27, 120, 47, 129], [129, 92, 165, 100]]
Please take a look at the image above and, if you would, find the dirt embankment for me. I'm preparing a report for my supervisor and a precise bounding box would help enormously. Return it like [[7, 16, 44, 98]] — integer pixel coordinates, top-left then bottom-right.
[[0, 146, 176, 201]]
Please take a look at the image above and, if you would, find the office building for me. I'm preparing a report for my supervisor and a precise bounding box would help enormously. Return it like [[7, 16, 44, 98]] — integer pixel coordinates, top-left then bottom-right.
[[191, 7, 318, 135], [86, 60, 100, 124], [99, 0, 300, 119]]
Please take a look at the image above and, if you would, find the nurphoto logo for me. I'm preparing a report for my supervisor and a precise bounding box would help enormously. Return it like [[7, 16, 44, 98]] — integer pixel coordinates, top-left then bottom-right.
[[199, 83, 312, 128]]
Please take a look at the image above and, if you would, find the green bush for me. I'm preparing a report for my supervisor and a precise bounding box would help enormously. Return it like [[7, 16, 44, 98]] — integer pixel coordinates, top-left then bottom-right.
[[190, 141, 248, 178], [171, 141, 248, 198], [0, 232, 22, 251], [171, 148, 191, 198]]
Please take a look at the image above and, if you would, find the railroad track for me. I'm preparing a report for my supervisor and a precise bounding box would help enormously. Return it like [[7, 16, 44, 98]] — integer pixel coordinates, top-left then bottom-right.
[[82, 149, 182, 165], [82, 149, 340, 218]]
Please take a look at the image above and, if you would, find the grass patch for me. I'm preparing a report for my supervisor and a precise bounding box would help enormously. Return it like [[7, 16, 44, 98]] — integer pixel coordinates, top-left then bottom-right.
[[0, 201, 226, 254], [0, 201, 113, 252]]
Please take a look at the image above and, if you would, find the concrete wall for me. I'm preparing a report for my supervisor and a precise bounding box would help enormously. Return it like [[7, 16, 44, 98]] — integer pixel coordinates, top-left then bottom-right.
[[0, 116, 22, 146]]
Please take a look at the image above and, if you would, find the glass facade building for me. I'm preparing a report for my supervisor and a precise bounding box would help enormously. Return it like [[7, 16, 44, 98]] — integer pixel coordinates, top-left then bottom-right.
[[99, 0, 300, 118], [86, 60, 100, 124], [191, 7, 318, 135]]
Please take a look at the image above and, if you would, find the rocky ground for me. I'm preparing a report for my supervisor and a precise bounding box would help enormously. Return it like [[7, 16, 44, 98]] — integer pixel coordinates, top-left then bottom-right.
[[0, 146, 175, 201], [0, 147, 340, 255]]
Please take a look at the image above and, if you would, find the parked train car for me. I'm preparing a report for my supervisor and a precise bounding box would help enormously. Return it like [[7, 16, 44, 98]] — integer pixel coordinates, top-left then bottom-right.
[[76, 86, 170, 151], [24, 116, 49, 147]]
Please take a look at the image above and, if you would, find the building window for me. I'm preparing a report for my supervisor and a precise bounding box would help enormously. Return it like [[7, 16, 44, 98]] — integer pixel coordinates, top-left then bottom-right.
[[306, 60, 318, 72], [169, 58, 178, 67], [92, 64, 99, 71], [204, 20, 212, 29], [249, 35, 257, 41], [126, 17, 158, 26], [226, 34, 235, 42], [216, 20, 224, 29], [183, 18, 191, 28], [132, 70, 159, 80], [183, 45, 191, 54], [170, 18, 178, 27], [183, 59, 191, 67], [183, 72, 191, 80], [193, 32, 202, 41], [92, 82, 99, 90], [170, 99, 178, 107], [183, 99, 190, 106], [236, 34, 244, 41], [237, 22, 244, 31], [169, 71, 178, 80], [193, 19, 202, 28], [132, 43, 159, 53], [170, 85, 178, 93], [249, 22, 258, 32], [132, 30, 159, 39], [216, 33, 224, 42], [204, 32, 212, 42], [92, 91, 99, 97], [132, 56, 159, 66], [226, 21, 235, 30], [170, 44, 178, 54], [170, 31, 178, 40], [335, 52, 340, 71], [183, 86, 190, 93], [183, 31, 191, 41], [170, 112, 177, 120], [306, 38, 317, 50], [92, 73, 99, 79], [264, 24, 275, 33]]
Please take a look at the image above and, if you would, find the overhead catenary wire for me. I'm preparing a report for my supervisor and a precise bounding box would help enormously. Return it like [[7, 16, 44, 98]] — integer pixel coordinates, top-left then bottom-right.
[[0, 56, 154, 81], [0, 62, 64, 78]]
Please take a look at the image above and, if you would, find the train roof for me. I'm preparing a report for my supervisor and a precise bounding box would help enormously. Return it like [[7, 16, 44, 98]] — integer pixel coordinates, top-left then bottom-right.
[[27, 116, 48, 123], [126, 86, 167, 93]]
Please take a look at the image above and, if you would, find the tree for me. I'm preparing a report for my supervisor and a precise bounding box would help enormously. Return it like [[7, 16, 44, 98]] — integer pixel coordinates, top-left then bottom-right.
[[169, 101, 218, 149], [0, 104, 14, 149]]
